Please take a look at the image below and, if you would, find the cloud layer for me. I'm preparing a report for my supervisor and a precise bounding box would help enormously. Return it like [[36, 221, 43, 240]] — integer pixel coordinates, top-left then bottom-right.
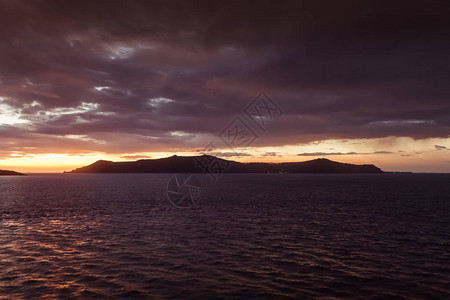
[[0, 0, 449, 161]]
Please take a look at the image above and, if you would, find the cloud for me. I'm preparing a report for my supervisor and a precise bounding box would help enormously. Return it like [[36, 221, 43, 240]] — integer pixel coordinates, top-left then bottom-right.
[[0, 0, 449, 159], [212, 152, 252, 158], [435, 145, 449, 150], [297, 151, 393, 156], [120, 155, 152, 160], [261, 152, 279, 157]]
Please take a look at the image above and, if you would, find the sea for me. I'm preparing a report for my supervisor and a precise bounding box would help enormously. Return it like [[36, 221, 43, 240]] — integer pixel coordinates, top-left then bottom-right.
[[0, 173, 449, 299]]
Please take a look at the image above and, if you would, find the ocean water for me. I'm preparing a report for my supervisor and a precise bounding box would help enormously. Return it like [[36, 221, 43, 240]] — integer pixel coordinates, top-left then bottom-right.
[[0, 173, 449, 299]]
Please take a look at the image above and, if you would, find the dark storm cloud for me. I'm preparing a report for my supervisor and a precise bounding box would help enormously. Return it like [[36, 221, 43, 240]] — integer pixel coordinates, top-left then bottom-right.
[[0, 0, 449, 155]]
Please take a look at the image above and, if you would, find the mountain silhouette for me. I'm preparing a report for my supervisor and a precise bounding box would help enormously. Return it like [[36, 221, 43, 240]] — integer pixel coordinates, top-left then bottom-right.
[[67, 155, 383, 174], [0, 169, 26, 176]]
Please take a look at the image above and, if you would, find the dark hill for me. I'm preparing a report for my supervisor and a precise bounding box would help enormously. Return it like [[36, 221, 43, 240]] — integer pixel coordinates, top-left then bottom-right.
[[67, 155, 383, 174], [0, 169, 26, 176]]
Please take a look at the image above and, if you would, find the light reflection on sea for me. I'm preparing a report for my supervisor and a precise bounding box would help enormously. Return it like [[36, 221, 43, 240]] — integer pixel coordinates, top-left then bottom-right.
[[0, 173, 449, 298]]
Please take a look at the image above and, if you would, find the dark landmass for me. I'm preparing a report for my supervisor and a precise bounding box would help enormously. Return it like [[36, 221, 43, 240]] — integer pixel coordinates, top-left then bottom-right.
[[0, 169, 26, 176], [67, 155, 383, 174]]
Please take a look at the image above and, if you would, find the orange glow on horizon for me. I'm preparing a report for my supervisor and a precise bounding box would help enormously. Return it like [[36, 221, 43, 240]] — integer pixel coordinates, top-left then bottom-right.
[[1, 137, 449, 173]]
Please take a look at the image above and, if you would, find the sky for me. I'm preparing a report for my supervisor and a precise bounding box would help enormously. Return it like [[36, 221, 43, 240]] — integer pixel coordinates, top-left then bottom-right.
[[0, 0, 449, 173]]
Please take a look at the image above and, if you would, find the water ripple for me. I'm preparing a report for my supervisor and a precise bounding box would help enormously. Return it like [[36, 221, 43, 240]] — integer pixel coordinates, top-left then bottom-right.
[[0, 173, 449, 298]]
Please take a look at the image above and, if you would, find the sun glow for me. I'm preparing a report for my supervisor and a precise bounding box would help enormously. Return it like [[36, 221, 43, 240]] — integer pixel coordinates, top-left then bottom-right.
[[0, 153, 114, 173], [1, 137, 449, 173], [0, 97, 28, 125]]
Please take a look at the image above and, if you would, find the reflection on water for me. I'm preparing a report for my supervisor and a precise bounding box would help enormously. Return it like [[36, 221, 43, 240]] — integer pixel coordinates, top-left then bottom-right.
[[0, 173, 449, 298]]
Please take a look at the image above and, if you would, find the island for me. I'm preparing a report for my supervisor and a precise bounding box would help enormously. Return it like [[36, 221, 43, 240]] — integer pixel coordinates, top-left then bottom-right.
[[67, 155, 383, 174], [0, 169, 26, 176]]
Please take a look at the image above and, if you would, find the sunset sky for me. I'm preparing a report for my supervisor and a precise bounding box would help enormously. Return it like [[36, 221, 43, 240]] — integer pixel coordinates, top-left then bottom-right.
[[0, 0, 449, 173]]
